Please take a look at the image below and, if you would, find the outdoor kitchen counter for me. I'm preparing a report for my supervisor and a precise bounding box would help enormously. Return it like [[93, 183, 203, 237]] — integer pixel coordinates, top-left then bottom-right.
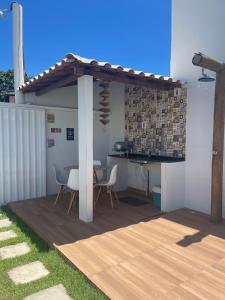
[[107, 154, 185, 212], [108, 153, 185, 163]]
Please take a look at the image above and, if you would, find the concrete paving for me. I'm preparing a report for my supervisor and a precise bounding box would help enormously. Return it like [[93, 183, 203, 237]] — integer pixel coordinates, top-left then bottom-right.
[[0, 242, 30, 260], [8, 261, 49, 285], [0, 218, 12, 228], [24, 284, 73, 300], [0, 230, 17, 241]]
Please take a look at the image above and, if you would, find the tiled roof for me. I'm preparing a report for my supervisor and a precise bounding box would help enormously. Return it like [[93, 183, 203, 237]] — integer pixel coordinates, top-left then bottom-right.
[[20, 53, 181, 93]]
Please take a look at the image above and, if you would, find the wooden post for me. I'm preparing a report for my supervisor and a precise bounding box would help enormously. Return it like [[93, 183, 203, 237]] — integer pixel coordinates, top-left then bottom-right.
[[78, 75, 93, 222], [211, 69, 225, 223], [192, 52, 225, 72], [192, 53, 225, 223]]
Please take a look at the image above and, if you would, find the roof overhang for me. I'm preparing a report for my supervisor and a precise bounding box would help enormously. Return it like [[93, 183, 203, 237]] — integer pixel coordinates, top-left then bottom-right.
[[20, 53, 181, 96]]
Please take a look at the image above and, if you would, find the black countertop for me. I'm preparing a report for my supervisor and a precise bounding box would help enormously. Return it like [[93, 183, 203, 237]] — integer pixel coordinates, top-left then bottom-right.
[[108, 153, 185, 163]]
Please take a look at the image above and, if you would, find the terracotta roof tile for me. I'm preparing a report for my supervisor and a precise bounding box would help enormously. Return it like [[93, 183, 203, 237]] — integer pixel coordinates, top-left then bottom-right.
[[20, 53, 180, 93]]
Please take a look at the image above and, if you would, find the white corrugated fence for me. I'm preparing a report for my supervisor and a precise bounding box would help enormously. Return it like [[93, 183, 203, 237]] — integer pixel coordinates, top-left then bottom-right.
[[0, 104, 46, 205]]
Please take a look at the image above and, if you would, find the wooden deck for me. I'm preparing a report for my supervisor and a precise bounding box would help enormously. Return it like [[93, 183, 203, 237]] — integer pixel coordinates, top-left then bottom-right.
[[9, 195, 225, 300]]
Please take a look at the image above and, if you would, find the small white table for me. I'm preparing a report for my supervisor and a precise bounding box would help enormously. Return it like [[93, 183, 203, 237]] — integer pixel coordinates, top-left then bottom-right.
[[64, 165, 106, 183]]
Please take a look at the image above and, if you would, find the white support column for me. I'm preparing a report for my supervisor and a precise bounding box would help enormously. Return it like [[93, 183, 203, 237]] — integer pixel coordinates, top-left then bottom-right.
[[78, 75, 93, 222]]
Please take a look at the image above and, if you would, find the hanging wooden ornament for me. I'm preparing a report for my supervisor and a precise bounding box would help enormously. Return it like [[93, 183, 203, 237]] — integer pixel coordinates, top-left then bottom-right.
[[100, 113, 110, 119], [99, 107, 111, 113], [99, 101, 110, 107], [99, 81, 110, 125], [100, 119, 110, 125]]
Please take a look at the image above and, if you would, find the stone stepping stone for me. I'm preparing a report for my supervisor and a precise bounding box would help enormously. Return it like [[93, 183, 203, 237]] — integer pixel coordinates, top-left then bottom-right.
[[24, 284, 73, 300], [0, 230, 17, 241], [0, 242, 30, 260], [0, 218, 12, 228], [8, 261, 49, 285]]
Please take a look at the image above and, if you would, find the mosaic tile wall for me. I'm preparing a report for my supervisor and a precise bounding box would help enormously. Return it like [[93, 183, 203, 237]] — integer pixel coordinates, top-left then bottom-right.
[[125, 85, 187, 157]]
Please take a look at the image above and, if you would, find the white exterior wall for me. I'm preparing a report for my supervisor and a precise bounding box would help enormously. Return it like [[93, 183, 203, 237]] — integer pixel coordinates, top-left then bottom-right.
[[161, 162, 185, 212], [46, 108, 77, 195], [107, 83, 125, 152], [24, 85, 77, 108], [46, 108, 109, 196], [24, 81, 125, 195], [171, 0, 225, 216], [24, 82, 125, 151]]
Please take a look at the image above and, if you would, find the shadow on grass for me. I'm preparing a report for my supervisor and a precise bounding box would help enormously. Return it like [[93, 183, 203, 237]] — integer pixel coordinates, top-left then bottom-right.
[[1, 205, 49, 253]]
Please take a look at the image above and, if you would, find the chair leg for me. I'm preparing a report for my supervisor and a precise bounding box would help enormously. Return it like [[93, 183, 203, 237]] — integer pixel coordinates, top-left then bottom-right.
[[67, 191, 77, 214], [95, 186, 102, 208], [113, 190, 120, 206], [109, 190, 114, 209], [54, 185, 63, 206]]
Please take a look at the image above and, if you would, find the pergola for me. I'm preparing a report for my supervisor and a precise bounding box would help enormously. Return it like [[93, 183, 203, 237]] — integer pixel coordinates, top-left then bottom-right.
[[20, 53, 180, 222]]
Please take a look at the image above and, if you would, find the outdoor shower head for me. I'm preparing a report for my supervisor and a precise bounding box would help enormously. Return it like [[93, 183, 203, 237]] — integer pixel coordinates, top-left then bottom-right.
[[198, 68, 215, 82]]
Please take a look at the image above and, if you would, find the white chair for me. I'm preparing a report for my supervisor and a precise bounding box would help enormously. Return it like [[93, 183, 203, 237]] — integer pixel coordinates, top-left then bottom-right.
[[67, 169, 79, 214], [93, 160, 103, 183], [53, 164, 67, 206], [94, 164, 119, 208]]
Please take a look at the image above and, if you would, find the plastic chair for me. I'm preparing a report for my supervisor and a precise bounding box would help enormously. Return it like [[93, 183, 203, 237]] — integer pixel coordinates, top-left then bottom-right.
[[67, 169, 79, 214], [53, 164, 67, 206], [93, 160, 103, 183], [94, 164, 119, 208]]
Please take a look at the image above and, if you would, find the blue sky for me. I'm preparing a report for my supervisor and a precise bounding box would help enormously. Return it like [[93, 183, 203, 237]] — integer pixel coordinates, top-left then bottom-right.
[[0, 0, 171, 76]]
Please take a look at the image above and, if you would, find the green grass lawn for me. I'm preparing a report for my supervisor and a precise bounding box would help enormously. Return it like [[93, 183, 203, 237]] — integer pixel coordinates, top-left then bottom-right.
[[0, 206, 106, 300]]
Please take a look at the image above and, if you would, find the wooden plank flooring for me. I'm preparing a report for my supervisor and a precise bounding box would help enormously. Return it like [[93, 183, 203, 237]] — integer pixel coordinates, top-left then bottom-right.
[[9, 195, 225, 300]]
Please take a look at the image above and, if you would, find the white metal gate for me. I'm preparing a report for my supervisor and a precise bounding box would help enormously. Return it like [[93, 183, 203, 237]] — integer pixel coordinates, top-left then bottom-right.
[[0, 104, 46, 205]]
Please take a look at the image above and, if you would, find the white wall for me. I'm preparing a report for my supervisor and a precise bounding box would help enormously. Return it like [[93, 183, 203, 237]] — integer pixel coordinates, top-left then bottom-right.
[[24, 81, 126, 194], [24, 82, 125, 150], [24, 85, 77, 108], [161, 162, 185, 212], [46, 108, 77, 195], [107, 82, 125, 152], [171, 0, 225, 216], [46, 108, 110, 195]]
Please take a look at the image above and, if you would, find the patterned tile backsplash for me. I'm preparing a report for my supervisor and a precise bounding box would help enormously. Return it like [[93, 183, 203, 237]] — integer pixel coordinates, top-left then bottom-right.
[[125, 85, 187, 158]]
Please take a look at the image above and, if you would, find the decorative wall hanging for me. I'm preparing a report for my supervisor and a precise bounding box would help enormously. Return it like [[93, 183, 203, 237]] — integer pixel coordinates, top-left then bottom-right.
[[66, 128, 74, 141], [47, 138, 55, 148], [51, 128, 61, 133], [47, 113, 55, 123], [99, 81, 110, 125]]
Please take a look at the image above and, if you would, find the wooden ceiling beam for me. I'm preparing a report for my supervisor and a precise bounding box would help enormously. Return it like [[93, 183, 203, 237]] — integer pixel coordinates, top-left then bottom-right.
[[192, 53, 225, 72], [35, 74, 76, 96], [74, 65, 179, 89]]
